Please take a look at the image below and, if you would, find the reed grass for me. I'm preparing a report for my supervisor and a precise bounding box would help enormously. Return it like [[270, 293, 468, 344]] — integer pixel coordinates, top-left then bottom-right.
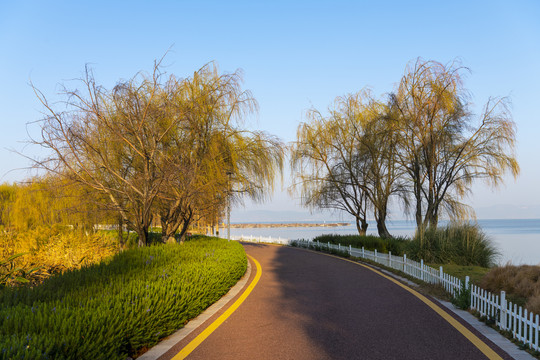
[[408, 223, 499, 267]]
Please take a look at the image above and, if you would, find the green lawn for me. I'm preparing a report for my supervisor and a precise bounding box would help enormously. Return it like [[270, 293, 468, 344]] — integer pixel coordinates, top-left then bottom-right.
[[428, 263, 490, 285]]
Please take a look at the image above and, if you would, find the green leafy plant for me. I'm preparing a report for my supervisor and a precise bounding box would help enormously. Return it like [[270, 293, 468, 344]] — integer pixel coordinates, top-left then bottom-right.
[[451, 282, 471, 310], [0, 253, 40, 287]]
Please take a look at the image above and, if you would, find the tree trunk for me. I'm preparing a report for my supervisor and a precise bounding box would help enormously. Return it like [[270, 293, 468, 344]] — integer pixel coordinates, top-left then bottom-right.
[[160, 219, 179, 244], [160, 207, 193, 244], [412, 158, 424, 231], [176, 215, 192, 245], [117, 214, 125, 249], [137, 228, 148, 247], [374, 204, 392, 238], [376, 216, 392, 238], [355, 217, 368, 236], [427, 206, 439, 230], [161, 226, 168, 243]]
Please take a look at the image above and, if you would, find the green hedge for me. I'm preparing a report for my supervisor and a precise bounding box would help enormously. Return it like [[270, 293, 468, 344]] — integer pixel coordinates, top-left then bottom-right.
[[0, 236, 246, 359], [312, 234, 408, 255]]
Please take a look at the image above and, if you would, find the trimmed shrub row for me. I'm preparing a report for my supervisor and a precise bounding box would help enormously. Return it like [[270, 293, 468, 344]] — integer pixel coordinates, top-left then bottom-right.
[[0, 236, 246, 359], [312, 234, 408, 256]]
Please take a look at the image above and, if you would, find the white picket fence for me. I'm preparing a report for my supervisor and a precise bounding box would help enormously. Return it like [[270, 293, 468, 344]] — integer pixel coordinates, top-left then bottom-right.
[[230, 235, 291, 245], [291, 239, 540, 352]]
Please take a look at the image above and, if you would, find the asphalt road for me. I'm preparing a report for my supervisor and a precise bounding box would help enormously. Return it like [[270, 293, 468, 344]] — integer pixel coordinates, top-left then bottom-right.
[[158, 243, 513, 359]]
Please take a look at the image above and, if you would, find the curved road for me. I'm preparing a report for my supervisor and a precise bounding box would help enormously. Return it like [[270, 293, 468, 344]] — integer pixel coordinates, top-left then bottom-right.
[[157, 243, 513, 359]]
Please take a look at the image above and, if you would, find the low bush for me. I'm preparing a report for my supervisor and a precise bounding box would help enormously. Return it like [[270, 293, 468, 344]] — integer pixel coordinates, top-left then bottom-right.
[[1, 226, 117, 285], [451, 282, 472, 310], [312, 234, 408, 255], [0, 236, 246, 359], [407, 223, 498, 267], [480, 264, 540, 316]]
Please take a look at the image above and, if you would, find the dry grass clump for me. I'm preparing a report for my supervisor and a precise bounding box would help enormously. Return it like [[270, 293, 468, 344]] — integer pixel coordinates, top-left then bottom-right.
[[1, 225, 117, 284], [480, 264, 540, 315]]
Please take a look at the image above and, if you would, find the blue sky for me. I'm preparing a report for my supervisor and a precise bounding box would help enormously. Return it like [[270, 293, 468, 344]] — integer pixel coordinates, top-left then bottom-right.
[[1, 0, 539, 218]]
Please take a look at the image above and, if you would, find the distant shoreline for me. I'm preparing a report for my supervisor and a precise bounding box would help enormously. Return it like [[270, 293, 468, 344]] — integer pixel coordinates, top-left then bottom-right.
[[229, 222, 350, 228]]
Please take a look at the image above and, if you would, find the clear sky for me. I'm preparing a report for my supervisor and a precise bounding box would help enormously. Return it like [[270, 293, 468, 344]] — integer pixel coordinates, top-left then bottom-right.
[[1, 0, 539, 219]]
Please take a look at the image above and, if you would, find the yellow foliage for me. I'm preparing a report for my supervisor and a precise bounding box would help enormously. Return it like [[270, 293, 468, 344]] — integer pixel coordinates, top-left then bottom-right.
[[0, 225, 117, 283]]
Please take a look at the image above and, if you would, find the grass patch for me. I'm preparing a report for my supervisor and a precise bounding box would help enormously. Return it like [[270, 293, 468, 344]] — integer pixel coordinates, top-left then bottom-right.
[[0, 236, 246, 359], [428, 263, 490, 285]]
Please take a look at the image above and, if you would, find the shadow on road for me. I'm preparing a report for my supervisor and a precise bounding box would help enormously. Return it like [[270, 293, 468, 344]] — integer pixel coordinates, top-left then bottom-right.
[[265, 245, 492, 360]]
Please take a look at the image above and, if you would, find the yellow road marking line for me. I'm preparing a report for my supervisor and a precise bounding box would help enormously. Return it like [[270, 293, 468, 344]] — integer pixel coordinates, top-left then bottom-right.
[[329, 252, 503, 360], [172, 254, 262, 360]]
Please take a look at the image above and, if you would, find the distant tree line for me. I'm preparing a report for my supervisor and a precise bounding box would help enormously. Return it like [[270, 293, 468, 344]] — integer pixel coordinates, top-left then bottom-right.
[[20, 59, 284, 246], [291, 58, 519, 237]]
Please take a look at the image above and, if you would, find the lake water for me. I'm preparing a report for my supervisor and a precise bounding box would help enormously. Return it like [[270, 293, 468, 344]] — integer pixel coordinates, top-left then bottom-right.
[[229, 219, 540, 266]]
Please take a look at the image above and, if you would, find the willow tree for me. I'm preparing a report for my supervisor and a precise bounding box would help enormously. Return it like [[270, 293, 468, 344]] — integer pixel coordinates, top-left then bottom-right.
[[157, 64, 284, 243], [32, 60, 180, 246], [32, 59, 283, 246], [392, 58, 520, 230], [291, 90, 401, 237]]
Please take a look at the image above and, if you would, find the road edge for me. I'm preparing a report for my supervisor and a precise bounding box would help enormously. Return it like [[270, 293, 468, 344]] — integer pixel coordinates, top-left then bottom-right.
[[291, 246, 534, 360], [137, 255, 253, 360]]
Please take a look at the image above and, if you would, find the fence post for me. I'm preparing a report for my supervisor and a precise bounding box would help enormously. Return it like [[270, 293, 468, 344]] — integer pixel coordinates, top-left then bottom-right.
[[465, 275, 469, 289], [500, 291, 507, 330], [403, 254, 407, 273], [389, 251, 392, 267], [338, 243, 341, 251], [375, 249, 378, 263], [349, 245, 352, 256], [439, 266, 443, 282], [420, 259, 424, 281], [362, 246, 365, 258], [328, 242, 330, 250]]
